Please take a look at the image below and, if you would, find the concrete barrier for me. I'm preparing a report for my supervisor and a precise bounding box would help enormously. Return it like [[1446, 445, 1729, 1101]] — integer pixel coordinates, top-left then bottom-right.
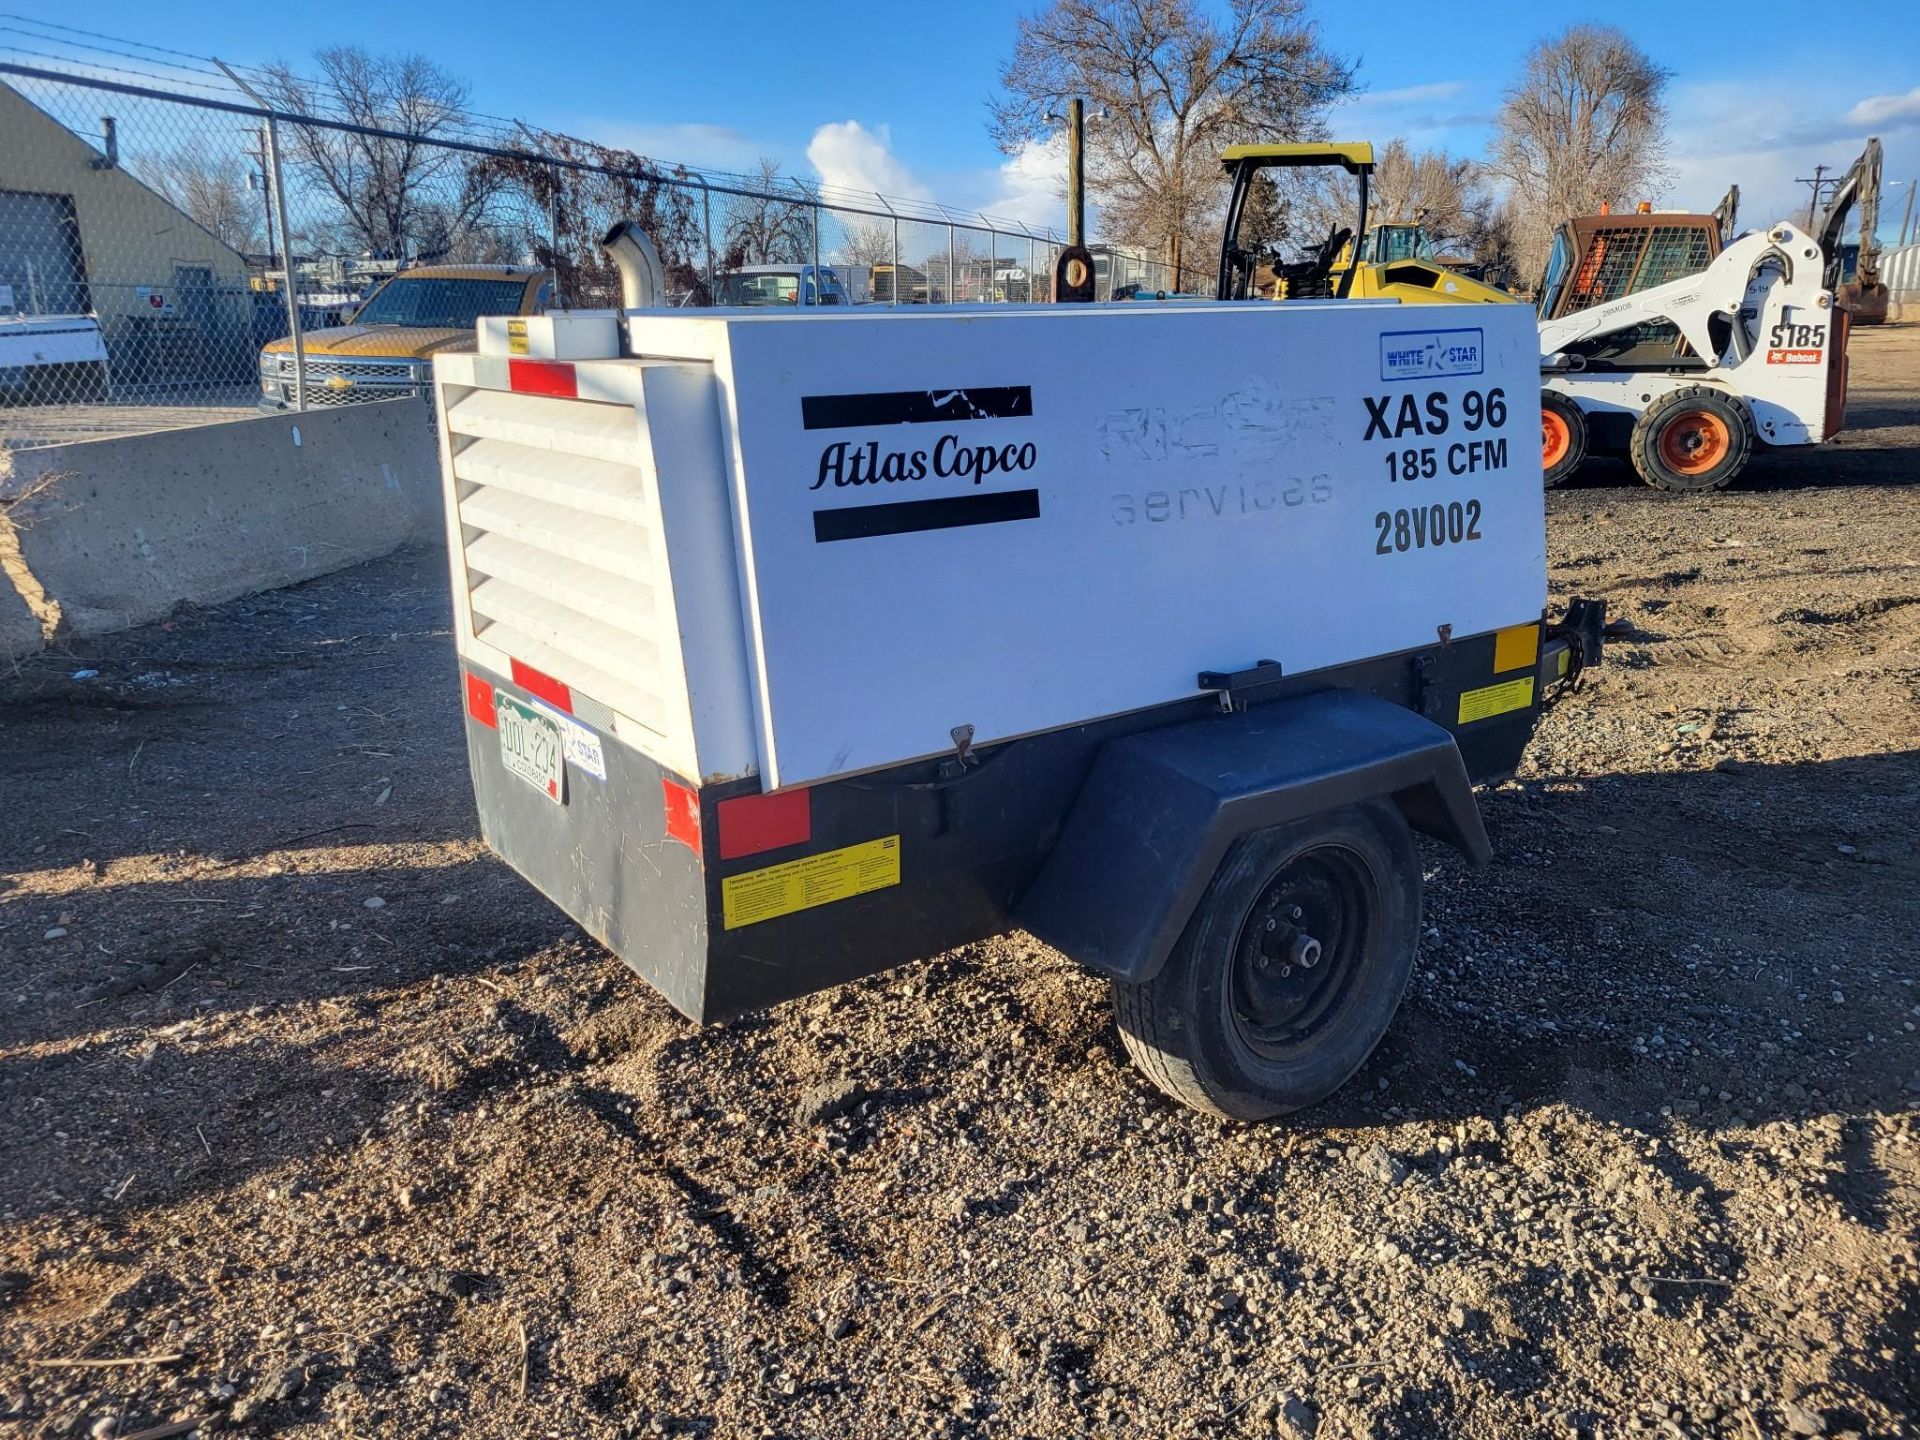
[[0, 400, 441, 640]]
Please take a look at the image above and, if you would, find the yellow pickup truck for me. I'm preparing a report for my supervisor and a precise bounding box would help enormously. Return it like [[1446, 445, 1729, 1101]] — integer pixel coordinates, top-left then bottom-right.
[[258, 263, 551, 411]]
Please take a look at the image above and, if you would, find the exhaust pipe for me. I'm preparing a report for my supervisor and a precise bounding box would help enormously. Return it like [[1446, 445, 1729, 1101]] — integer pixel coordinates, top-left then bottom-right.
[[601, 221, 665, 309]]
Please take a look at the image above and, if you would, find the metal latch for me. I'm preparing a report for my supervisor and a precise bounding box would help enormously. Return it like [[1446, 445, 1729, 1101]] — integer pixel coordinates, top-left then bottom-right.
[[1197, 659, 1284, 713]]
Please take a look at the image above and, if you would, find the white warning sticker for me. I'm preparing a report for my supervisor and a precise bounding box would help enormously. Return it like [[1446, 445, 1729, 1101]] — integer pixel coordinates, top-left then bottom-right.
[[530, 699, 607, 780]]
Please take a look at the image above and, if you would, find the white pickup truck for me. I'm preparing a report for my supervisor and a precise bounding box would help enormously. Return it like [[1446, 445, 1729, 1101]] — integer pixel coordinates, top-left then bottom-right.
[[0, 310, 108, 401]]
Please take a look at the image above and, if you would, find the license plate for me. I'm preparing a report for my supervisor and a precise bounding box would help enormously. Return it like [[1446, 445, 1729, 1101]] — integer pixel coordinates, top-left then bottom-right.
[[497, 693, 565, 803]]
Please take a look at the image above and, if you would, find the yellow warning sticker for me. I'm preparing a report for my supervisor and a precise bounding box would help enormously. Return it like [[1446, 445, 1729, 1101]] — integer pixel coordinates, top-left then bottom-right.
[[1493, 623, 1539, 674], [1458, 676, 1535, 725], [507, 319, 529, 356], [722, 835, 901, 930]]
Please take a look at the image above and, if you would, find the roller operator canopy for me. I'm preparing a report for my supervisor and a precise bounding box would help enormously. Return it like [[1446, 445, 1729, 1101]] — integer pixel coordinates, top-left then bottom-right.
[[1219, 142, 1374, 173]]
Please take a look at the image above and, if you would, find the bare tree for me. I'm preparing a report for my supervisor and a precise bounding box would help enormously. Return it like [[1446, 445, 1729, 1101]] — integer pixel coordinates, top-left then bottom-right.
[[836, 220, 895, 272], [721, 159, 813, 268], [1278, 138, 1488, 259], [1489, 24, 1671, 284], [257, 48, 500, 260], [993, 0, 1352, 286], [1370, 140, 1485, 250], [141, 139, 263, 253], [472, 130, 711, 304]]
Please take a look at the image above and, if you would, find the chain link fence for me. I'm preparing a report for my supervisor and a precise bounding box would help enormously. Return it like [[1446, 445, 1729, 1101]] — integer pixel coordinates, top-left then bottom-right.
[[0, 47, 1204, 456]]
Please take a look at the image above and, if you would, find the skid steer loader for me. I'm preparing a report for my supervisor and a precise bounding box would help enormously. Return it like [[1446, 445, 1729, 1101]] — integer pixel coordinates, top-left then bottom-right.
[[1536, 221, 1848, 492], [1209, 146, 1847, 495]]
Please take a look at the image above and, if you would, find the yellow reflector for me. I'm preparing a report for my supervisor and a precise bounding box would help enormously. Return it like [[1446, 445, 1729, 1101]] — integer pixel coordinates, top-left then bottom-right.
[[1493, 623, 1539, 673]]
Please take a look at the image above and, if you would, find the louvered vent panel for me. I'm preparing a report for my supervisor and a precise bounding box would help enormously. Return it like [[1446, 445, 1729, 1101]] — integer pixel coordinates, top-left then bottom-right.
[[449, 388, 670, 733]]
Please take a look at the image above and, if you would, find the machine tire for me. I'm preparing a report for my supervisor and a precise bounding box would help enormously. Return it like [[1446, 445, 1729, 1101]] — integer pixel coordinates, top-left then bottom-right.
[[1629, 385, 1753, 494], [1540, 390, 1588, 489], [1110, 800, 1422, 1122]]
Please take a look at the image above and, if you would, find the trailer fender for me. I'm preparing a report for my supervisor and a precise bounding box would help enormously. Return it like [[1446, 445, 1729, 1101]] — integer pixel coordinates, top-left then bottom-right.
[[1016, 689, 1490, 985]]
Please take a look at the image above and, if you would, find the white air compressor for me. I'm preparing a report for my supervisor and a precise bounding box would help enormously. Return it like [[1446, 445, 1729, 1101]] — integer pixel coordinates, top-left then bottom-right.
[[435, 276, 1600, 1121]]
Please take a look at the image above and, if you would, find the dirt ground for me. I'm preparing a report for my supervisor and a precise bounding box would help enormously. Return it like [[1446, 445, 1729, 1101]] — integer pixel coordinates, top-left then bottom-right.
[[2, 327, 1917, 1440]]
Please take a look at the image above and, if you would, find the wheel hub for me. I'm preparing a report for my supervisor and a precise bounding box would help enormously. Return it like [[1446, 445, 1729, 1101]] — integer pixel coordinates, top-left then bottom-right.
[[1657, 409, 1730, 475], [1230, 848, 1372, 1056]]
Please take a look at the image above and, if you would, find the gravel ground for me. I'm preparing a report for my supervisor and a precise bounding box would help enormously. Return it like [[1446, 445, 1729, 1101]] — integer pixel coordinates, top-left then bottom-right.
[[2, 327, 1916, 1440]]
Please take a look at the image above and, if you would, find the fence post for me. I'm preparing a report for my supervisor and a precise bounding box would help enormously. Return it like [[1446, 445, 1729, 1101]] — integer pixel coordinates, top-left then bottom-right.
[[700, 180, 714, 302], [947, 222, 955, 305], [986, 223, 997, 302], [263, 115, 306, 412], [547, 163, 564, 309], [811, 198, 822, 298]]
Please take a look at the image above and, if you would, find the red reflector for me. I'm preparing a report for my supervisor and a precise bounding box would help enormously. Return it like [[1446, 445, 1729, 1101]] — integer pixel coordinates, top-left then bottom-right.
[[717, 788, 811, 860], [508, 358, 577, 397], [509, 657, 572, 713], [464, 671, 497, 729], [661, 778, 702, 854]]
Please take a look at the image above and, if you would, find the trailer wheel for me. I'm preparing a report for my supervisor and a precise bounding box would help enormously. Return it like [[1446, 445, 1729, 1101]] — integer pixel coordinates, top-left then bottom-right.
[[1110, 800, 1422, 1122], [1540, 391, 1587, 488], [1629, 386, 1753, 494]]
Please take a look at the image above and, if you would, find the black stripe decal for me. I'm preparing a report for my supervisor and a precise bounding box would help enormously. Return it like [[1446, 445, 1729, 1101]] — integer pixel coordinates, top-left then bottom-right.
[[813, 489, 1040, 543], [802, 386, 1032, 430]]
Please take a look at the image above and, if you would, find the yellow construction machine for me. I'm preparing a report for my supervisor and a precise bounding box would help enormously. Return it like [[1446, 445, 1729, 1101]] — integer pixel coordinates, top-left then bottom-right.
[[1215, 143, 1514, 305]]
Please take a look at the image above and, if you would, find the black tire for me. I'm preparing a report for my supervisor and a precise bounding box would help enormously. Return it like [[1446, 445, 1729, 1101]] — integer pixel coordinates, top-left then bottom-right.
[[1629, 385, 1753, 494], [1541, 390, 1588, 489], [1110, 800, 1423, 1122]]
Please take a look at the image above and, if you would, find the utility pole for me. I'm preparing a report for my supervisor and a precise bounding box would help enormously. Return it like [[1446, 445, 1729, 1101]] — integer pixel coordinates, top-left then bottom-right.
[[254, 126, 278, 271], [1796, 164, 1833, 229], [1066, 98, 1085, 248], [1900, 179, 1917, 249]]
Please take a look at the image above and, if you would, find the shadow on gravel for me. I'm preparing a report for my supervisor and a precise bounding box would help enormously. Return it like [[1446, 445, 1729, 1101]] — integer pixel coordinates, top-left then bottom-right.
[[0, 855, 568, 1050], [0, 1022, 400, 1225], [1841, 1277, 1920, 1420], [1269, 744, 1918, 1297], [0, 547, 468, 877]]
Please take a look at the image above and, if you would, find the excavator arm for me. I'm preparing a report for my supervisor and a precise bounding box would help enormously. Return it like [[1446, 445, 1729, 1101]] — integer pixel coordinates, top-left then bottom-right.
[[1813, 138, 1887, 322]]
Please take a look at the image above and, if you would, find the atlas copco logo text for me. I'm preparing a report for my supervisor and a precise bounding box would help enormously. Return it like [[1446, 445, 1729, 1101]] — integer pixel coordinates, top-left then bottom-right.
[[798, 385, 1043, 543], [814, 435, 1037, 489]]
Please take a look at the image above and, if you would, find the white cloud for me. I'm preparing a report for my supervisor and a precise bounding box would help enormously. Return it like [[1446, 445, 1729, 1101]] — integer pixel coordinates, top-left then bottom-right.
[[806, 121, 932, 201], [1847, 88, 1920, 128], [1325, 78, 1490, 150], [976, 137, 1067, 230], [1659, 80, 1895, 231], [1343, 81, 1468, 110]]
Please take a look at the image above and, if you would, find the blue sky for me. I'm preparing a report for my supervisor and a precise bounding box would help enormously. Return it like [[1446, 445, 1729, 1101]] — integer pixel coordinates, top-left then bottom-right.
[[8, 2, 1918, 235]]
